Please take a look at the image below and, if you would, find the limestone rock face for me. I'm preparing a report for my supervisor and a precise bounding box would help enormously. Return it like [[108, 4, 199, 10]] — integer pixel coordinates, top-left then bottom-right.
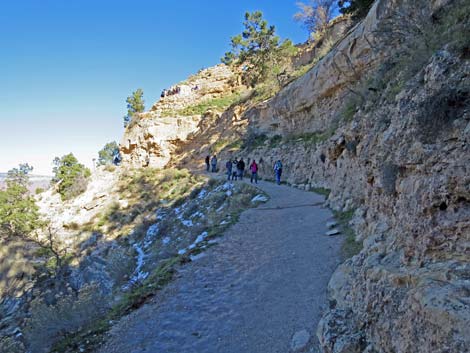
[[120, 64, 239, 169], [151, 64, 237, 113], [120, 114, 202, 168]]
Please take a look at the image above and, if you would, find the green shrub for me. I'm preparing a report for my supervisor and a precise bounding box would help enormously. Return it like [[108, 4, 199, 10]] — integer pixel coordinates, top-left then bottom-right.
[[333, 209, 363, 259], [269, 135, 283, 147], [52, 153, 91, 201], [97, 141, 119, 166], [310, 187, 331, 198], [286, 131, 329, 145]]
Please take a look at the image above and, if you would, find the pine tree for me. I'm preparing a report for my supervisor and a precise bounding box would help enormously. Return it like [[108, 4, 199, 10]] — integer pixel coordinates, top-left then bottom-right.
[[221, 11, 296, 87], [0, 164, 40, 238], [123, 88, 145, 128]]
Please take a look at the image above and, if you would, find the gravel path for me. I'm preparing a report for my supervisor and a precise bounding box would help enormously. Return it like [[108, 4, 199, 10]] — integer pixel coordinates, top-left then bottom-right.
[[98, 180, 342, 353]]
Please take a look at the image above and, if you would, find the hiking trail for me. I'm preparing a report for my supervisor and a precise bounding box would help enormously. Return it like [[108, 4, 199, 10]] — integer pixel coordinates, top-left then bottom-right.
[[98, 180, 342, 353]]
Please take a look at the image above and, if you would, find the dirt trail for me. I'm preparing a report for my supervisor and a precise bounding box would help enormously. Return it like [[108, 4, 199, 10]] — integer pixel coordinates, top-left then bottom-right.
[[98, 180, 342, 353]]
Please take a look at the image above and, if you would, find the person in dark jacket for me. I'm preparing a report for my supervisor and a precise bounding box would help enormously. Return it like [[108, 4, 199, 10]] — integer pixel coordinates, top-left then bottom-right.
[[205, 155, 210, 172], [250, 160, 258, 184], [210, 155, 218, 173], [225, 160, 232, 180], [237, 158, 245, 180], [274, 160, 283, 185]]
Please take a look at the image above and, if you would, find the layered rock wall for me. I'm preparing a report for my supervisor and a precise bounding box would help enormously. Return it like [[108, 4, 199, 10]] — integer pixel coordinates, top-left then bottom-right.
[[118, 0, 469, 351], [120, 64, 240, 168]]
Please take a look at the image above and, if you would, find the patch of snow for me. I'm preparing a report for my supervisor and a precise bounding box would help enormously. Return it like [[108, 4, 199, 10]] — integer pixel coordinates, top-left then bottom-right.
[[123, 244, 149, 290], [190, 211, 204, 219], [178, 249, 187, 255], [197, 189, 208, 199], [188, 244, 196, 250], [216, 204, 225, 213], [251, 194, 268, 203], [181, 219, 194, 227], [146, 224, 159, 238], [190, 253, 206, 261], [222, 182, 233, 191], [226, 190, 232, 197], [195, 231, 208, 244], [162, 237, 171, 245], [220, 220, 228, 225], [326, 229, 341, 236]]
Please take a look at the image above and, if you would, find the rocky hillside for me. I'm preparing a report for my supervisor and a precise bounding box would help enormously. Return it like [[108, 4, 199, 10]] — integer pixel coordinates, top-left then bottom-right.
[[120, 0, 469, 352]]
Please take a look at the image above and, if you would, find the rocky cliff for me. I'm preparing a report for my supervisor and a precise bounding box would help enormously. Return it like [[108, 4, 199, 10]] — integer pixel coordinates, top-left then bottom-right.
[[120, 0, 469, 352], [120, 64, 241, 168]]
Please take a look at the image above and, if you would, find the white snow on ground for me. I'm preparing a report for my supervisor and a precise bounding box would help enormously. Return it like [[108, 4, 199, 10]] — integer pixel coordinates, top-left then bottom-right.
[[190, 253, 206, 261], [216, 205, 225, 213], [190, 211, 204, 219], [251, 194, 268, 203], [162, 237, 171, 245], [195, 231, 208, 244], [144, 223, 160, 248], [197, 189, 207, 199], [181, 219, 194, 227], [146, 224, 159, 238], [178, 231, 209, 254], [123, 244, 149, 290]]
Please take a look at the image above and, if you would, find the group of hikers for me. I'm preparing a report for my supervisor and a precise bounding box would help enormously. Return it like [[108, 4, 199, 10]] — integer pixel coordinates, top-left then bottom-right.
[[161, 85, 199, 98], [161, 86, 181, 98], [204, 155, 283, 185]]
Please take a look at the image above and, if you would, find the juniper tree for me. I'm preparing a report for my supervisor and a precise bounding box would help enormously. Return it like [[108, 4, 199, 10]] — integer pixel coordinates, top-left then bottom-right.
[[97, 141, 120, 166], [52, 153, 91, 200]]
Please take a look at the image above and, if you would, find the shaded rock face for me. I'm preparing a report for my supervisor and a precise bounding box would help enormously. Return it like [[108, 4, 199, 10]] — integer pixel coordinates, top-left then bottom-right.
[[236, 2, 469, 352]]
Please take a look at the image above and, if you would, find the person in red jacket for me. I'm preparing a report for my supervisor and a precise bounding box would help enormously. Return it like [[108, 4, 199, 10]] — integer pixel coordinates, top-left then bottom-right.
[[250, 160, 258, 184]]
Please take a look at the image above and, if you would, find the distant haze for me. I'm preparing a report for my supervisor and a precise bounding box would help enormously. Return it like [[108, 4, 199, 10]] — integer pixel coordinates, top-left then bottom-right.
[[0, 173, 52, 192]]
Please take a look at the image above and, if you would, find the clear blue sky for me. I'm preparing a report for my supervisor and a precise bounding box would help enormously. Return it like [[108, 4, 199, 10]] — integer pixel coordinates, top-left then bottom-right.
[[0, 0, 307, 175]]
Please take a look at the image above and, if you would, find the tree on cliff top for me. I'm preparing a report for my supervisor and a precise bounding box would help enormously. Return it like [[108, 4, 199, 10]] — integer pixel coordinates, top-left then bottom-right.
[[0, 163, 40, 238], [221, 11, 296, 87], [123, 88, 145, 128], [294, 0, 337, 40], [338, 0, 375, 20], [52, 153, 91, 201]]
